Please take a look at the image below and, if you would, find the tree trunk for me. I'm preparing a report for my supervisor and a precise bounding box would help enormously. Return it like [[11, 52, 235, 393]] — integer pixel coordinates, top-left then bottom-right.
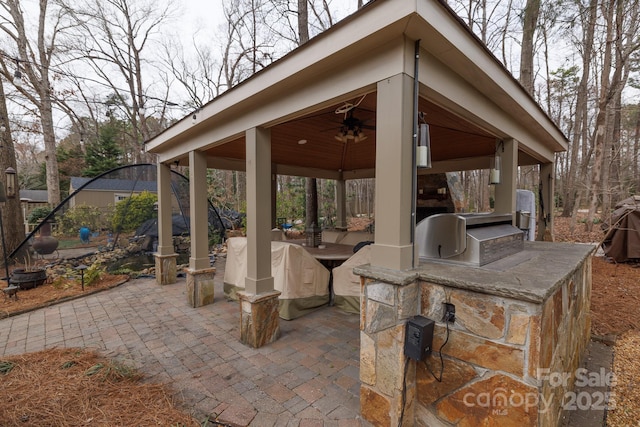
[[40, 96, 62, 205], [0, 80, 27, 264], [634, 105, 640, 191], [305, 177, 318, 228], [298, 0, 309, 43], [519, 0, 540, 94]]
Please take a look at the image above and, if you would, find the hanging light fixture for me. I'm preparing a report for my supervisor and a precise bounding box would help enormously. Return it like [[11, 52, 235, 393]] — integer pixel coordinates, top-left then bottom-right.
[[334, 108, 368, 143], [13, 60, 22, 88], [354, 128, 367, 143], [489, 140, 504, 185], [417, 113, 431, 168]]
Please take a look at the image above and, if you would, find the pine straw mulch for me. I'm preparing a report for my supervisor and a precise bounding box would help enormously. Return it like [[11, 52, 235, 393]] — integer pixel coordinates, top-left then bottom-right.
[[554, 214, 640, 427], [1, 274, 129, 319], [0, 347, 199, 426], [553, 215, 640, 337]]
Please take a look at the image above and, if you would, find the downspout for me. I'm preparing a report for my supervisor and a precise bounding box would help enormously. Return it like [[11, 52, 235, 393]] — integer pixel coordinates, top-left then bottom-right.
[[411, 39, 421, 269]]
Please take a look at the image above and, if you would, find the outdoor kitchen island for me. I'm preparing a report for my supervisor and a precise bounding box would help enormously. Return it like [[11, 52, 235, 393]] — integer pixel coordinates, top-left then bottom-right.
[[355, 241, 595, 427]]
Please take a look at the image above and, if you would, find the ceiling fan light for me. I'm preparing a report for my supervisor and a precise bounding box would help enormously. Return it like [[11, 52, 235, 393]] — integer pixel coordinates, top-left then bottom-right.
[[355, 134, 367, 143]]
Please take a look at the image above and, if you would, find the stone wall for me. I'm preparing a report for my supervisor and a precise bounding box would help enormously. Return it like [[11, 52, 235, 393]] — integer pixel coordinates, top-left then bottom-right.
[[415, 256, 592, 426], [357, 253, 592, 426], [359, 272, 421, 426]]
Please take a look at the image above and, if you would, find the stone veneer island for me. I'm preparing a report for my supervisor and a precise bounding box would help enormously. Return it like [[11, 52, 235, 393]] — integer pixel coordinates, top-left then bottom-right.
[[355, 241, 595, 427]]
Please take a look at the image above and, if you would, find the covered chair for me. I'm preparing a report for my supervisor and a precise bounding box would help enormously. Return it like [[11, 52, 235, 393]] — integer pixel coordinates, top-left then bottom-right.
[[332, 244, 372, 314], [602, 196, 640, 262], [223, 237, 330, 319]]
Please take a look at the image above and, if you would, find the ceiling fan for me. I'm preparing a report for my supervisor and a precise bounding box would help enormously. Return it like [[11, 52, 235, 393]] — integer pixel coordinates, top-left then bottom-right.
[[333, 106, 375, 143]]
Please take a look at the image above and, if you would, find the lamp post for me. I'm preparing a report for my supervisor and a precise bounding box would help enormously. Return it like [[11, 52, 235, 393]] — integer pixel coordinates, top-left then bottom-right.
[[1, 165, 19, 286], [0, 184, 9, 284], [76, 264, 88, 291]]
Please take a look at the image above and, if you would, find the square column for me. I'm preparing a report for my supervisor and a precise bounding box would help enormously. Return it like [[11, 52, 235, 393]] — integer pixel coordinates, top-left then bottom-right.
[[185, 150, 215, 306], [245, 127, 275, 295], [537, 162, 555, 241], [370, 73, 415, 270], [189, 150, 210, 270], [154, 162, 177, 285], [242, 127, 279, 347], [493, 138, 518, 216]]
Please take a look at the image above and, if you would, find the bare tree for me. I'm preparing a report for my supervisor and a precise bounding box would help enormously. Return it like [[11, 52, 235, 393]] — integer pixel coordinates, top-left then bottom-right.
[[586, 0, 640, 231], [61, 0, 176, 164], [0, 0, 68, 205]]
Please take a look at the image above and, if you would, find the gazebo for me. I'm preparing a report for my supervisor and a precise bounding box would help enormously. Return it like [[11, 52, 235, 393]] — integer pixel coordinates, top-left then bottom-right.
[[146, 1, 592, 425]]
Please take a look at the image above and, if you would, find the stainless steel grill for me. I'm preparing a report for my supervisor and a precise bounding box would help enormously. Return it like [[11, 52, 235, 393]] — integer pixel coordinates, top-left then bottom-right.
[[416, 213, 524, 266]]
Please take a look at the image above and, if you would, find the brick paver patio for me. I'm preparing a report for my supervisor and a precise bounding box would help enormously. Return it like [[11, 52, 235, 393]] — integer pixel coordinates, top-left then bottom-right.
[[0, 257, 364, 426]]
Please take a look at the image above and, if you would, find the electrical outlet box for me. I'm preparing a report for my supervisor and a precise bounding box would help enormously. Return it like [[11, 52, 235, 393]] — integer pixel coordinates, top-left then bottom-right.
[[404, 315, 434, 361], [443, 302, 456, 323]]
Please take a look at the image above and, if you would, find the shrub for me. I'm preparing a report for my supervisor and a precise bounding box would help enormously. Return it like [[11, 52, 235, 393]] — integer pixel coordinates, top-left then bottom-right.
[[83, 262, 105, 287], [27, 206, 52, 224], [111, 191, 158, 233], [58, 205, 111, 235]]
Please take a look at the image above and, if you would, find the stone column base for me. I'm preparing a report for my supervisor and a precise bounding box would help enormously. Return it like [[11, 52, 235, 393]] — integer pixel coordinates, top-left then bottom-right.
[[185, 267, 216, 308], [154, 253, 178, 285], [238, 290, 281, 348]]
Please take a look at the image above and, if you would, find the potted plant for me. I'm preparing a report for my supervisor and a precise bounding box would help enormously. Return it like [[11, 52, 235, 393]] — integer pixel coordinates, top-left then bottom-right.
[[10, 252, 47, 290]]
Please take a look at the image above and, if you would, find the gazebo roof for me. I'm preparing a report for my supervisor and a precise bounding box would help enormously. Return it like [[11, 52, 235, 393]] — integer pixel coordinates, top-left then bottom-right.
[[146, 0, 567, 178]]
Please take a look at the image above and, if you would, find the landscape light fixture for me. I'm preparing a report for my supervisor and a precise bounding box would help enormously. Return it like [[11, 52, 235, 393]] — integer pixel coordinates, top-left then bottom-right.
[[489, 140, 504, 185], [76, 264, 88, 291]]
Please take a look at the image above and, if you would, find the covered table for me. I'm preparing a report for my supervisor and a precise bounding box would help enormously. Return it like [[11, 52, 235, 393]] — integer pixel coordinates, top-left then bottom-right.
[[223, 237, 330, 319], [332, 245, 372, 314]]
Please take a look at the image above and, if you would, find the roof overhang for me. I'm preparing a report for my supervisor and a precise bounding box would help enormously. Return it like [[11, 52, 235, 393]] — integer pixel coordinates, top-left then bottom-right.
[[146, 0, 567, 177]]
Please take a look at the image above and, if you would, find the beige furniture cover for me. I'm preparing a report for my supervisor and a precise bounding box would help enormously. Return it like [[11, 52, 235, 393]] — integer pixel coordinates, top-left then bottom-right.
[[321, 230, 374, 246], [332, 245, 371, 314], [223, 237, 330, 319]]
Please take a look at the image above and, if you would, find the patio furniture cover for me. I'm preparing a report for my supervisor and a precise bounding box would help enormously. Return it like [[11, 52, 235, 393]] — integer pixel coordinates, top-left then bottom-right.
[[332, 245, 372, 314], [602, 196, 640, 262], [223, 237, 330, 319]]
